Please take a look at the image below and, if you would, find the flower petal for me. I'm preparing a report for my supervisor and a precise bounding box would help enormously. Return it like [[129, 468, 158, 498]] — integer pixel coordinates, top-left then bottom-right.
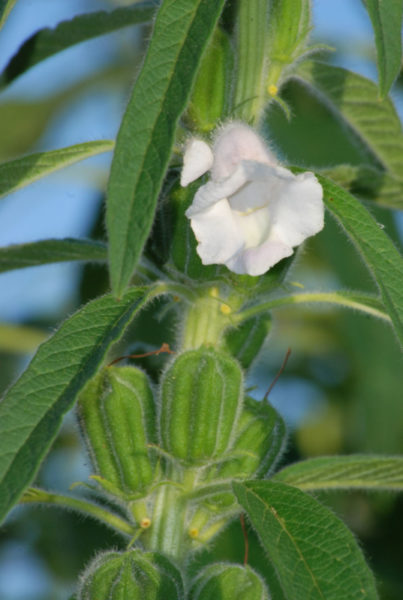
[[269, 171, 324, 247], [226, 236, 293, 276], [211, 122, 278, 181], [181, 139, 214, 187], [186, 163, 251, 217], [189, 199, 244, 265]]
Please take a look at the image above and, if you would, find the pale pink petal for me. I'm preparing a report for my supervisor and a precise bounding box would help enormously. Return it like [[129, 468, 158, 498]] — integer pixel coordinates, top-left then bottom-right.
[[211, 123, 278, 181], [180, 139, 214, 187], [186, 163, 251, 217]]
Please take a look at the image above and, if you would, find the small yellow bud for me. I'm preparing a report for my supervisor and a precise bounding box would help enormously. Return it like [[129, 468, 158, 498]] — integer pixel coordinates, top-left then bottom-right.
[[189, 527, 199, 539], [220, 303, 231, 315], [268, 84, 278, 97], [209, 286, 219, 298], [140, 517, 151, 529]]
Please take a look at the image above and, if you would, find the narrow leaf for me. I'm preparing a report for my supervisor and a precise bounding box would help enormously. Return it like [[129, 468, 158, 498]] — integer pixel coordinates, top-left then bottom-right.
[[0, 286, 152, 524], [0, 0, 17, 30], [318, 174, 403, 347], [0, 238, 107, 273], [106, 0, 226, 297], [234, 480, 378, 600], [274, 455, 403, 492], [0, 1, 159, 87], [0, 140, 114, 199], [322, 164, 403, 210], [295, 61, 403, 178], [363, 0, 403, 97]]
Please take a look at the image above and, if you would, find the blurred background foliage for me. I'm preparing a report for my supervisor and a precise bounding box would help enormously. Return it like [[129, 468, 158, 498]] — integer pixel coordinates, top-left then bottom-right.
[[0, 0, 402, 598]]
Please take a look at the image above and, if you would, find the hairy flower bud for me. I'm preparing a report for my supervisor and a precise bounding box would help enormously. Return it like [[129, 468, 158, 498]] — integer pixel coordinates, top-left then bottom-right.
[[78, 550, 184, 600], [160, 348, 243, 464], [78, 366, 156, 495]]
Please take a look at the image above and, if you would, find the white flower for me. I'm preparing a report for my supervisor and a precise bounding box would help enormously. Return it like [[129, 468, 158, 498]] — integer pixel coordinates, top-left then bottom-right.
[[181, 123, 324, 276]]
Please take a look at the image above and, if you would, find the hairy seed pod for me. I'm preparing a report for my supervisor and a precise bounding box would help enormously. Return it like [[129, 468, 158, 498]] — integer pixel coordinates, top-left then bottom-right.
[[160, 348, 243, 464], [78, 366, 156, 494], [218, 396, 286, 479], [190, 563, 269, 600], [224, 314, 272, 369], [78, 549, 184, 600], [200, 397, 286, 514]]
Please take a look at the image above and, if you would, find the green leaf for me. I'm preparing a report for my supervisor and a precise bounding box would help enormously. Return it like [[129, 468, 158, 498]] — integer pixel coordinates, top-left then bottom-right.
[[318, 174, 403, 348], [106, 0, 226, 297], [0, 286, 152, 524], [236, 290, 391, 324], [322, 164, 403, 210], [274, 455, 403, 492], [0, 1, 159, 87], [233, 480, 378, 600], [0, 0, 17, 30], [0, 140, 114, 199], [363, 0, 403, 97], [295, 61, 403, 178], [0, 238, 107, 273]]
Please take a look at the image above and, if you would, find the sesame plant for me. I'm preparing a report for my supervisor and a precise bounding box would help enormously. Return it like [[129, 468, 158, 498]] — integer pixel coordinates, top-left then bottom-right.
[[1, 0, 403, 599]]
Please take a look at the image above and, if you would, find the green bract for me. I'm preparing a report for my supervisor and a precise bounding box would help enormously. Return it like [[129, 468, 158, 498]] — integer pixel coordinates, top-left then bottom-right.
[[78, 549, 184, 600], [190, 563, 269, 600], [160, 348, 243, 464]]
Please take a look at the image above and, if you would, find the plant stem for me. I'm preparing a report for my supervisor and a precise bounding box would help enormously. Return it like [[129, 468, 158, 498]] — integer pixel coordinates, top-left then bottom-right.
[[180, 287, 236, 350], [146, 481, 187, 560], [233, 0, 268, 124]]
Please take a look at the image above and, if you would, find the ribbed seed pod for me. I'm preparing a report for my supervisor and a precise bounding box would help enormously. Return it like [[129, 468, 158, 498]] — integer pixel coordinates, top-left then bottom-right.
[[185, 27, 232, 133], [218, 396, 287, 479], [78, 366, 156, 495], [78, 549, 184, 600], [201, 397, 286, 513], [224, 314, 272, 369], [160, 348, 243, 464], [190, 563, 269, 600]]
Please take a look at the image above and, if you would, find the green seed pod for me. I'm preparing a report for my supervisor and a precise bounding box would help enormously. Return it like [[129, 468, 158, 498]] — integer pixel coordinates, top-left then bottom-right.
[[224, 314, 272, 369], [218, 396, 286, 479], [160, 348, 243, 464], [190, 563, 269, 600], [78, 366, 156, 495], [201, 397, 286, 513], [78, 549, 184, 600], [186, 27, 232, 133]]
